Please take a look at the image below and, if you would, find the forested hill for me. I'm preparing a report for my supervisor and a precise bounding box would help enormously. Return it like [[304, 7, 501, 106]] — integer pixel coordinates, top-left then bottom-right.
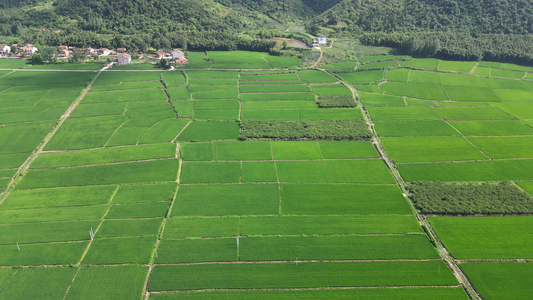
[[53, 0, 253, 33], [311, 0, 533, 35]]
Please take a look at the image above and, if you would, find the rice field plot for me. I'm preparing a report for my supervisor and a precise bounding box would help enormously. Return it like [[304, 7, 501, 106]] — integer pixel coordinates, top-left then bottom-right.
[[311, 84, 352, 95], [460, 262, 533, 300], [214, 141, 272, 161], [156, 238, 237, 263], [264, 55, 301, 68], [358, 60, 399, 71], [444, 86, 500, 102], [242, 100, 317, 109], [408, 70, 441, 84], [240, 73, 299, 81], [381, 82, 449, 100], [0, 153, 29, 169], [172, 184, 279, 216], [148, 287, 468, 299], [359, 93, 406, 106], [0, 220, 100, 244], [448, 120, 533, 136], [468, 136, 533, 159], [240, 80, 306, 85], [28, 63, 103, 70], [0, 122, 54, 155], [185, 70, 239, 78], [399, 159, 533, 181], [94, 71, 161, 85], [297, 70, 338, 83], [0, 267, 76, 299], [0, 241, 89, 265], [367, 106, 440, 120], [492, 103, 533, 119], [149, 261, 456, 291], [479, 61, 533, 72], [180, 162, 240, 184], [90, 80, 163, 91], [162, 71, 186, 86], [374, 121, 459, 137], [0, 58, 29, 69], [299, 108, 364, 120], [241, 161, 277, 182], [188, 77, 238, 85], [381, 137, 487, 163], [112, 182, 177, 204], [321, 61, 358, 70], [180, 142, 214, 161], [486, 68, 526, 79], [239, 235, 439, 261], [385, 68, 409, 82], [32, 143, 176, 168], [176, 121, 239, 141], [240, 93, 315, 101], [493, 88, 533, 102], [400, 58, 441, 69], [207, 51, 267, 64], [432, 106, 515, 120], [84, 88, 167, 103], [319, 141, 378, 159], [66, 266, 149, 300], [272, 141, 323, 160], [97, 218, 163, 238], [16, 159, 179, 189], [185, 52, 212, 68], [439, 73, 490, 88], [336, 70, 384, 84], [276, 160, 395, 183], [438, 60, 476, 73], [240, 84, 310, 93], [82, 236, 157, 264], [1, 70, 94, 86], [429, 216, 533, 259], [213, 63, 272, 69], [190, 85, 238, 99], [193, 109, 239, 120], [167, 86, 191, 100]]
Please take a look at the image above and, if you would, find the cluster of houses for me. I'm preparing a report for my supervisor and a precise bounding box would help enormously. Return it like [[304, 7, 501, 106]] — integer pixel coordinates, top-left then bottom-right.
[[0, 44, 38, 57], [0, 43, 188, 66]]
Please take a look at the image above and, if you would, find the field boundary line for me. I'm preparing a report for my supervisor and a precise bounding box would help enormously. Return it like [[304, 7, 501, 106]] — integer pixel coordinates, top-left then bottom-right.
[[0, 68, 104, 205], [62, 267, 81, 300], [323, 69, 481, 300], [171, 120, 193, 143], [142, 166, 181, 299], [154, 258, 443, 266], [149, 285, 463, 294]]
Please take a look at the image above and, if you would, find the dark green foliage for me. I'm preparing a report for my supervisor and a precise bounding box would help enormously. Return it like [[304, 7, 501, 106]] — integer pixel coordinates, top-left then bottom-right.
[[312, 0, 533, 35], [408, 181, 533, 215], [317, 95, 355, 108], [240, 120, 371, 140], [360, 32, 533, 66]]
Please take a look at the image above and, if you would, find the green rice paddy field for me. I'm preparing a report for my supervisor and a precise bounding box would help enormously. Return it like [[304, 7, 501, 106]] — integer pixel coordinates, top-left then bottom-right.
[[0, 54, 531, 299]]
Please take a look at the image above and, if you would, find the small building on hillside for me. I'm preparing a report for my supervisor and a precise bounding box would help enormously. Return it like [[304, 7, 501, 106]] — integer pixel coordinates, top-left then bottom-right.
[[0, 45, 11, 55], [155, 51, 168, 59], [317, 36, 327, 45], [22, 45, 38, 55], [116, 53, 131, 65], [59, 45, 68, 49], [175, 57, 188, 64], [99, 48, 111, 56], [58, 49, 70, 58], [117, 48, 127, 53], [171, 50, 185, 59]]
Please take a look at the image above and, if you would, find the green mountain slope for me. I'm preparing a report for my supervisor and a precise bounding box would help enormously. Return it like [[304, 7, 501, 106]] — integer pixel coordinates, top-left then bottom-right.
[[311, 0, 533, 35]]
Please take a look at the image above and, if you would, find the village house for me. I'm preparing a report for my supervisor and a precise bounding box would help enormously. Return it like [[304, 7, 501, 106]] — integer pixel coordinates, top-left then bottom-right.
[[171, 50, 185, 59], [117, 48, 127, 53], [155, 51, 168, 59], [59, 45, 68, 49], [116, 53, 131, 65], [22, 45, 38, 55], [58, 49, 70, 58], [175, 57, 188, 64], [317, 36, 327, 45], [99, 48, 111, 56], [0, 45, 11, 55]]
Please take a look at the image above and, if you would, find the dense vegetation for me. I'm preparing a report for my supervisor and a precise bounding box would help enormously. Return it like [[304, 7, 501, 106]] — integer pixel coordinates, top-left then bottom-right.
[[409, 181, 533, 215], [240, 120, 371, 140], [317, 95, 356, 108], [311, 0, 533, 35]]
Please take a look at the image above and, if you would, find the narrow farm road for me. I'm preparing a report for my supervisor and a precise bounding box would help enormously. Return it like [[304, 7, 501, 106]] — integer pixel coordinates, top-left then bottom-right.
[[320, 68, 482, 300]]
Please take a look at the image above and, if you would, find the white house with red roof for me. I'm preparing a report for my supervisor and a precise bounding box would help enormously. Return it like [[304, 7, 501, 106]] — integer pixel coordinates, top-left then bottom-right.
[[171, 50, 185, 59], [116, 53, 131, 65], [22, 45, 38, 55], [0, 45, 11, 55]]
